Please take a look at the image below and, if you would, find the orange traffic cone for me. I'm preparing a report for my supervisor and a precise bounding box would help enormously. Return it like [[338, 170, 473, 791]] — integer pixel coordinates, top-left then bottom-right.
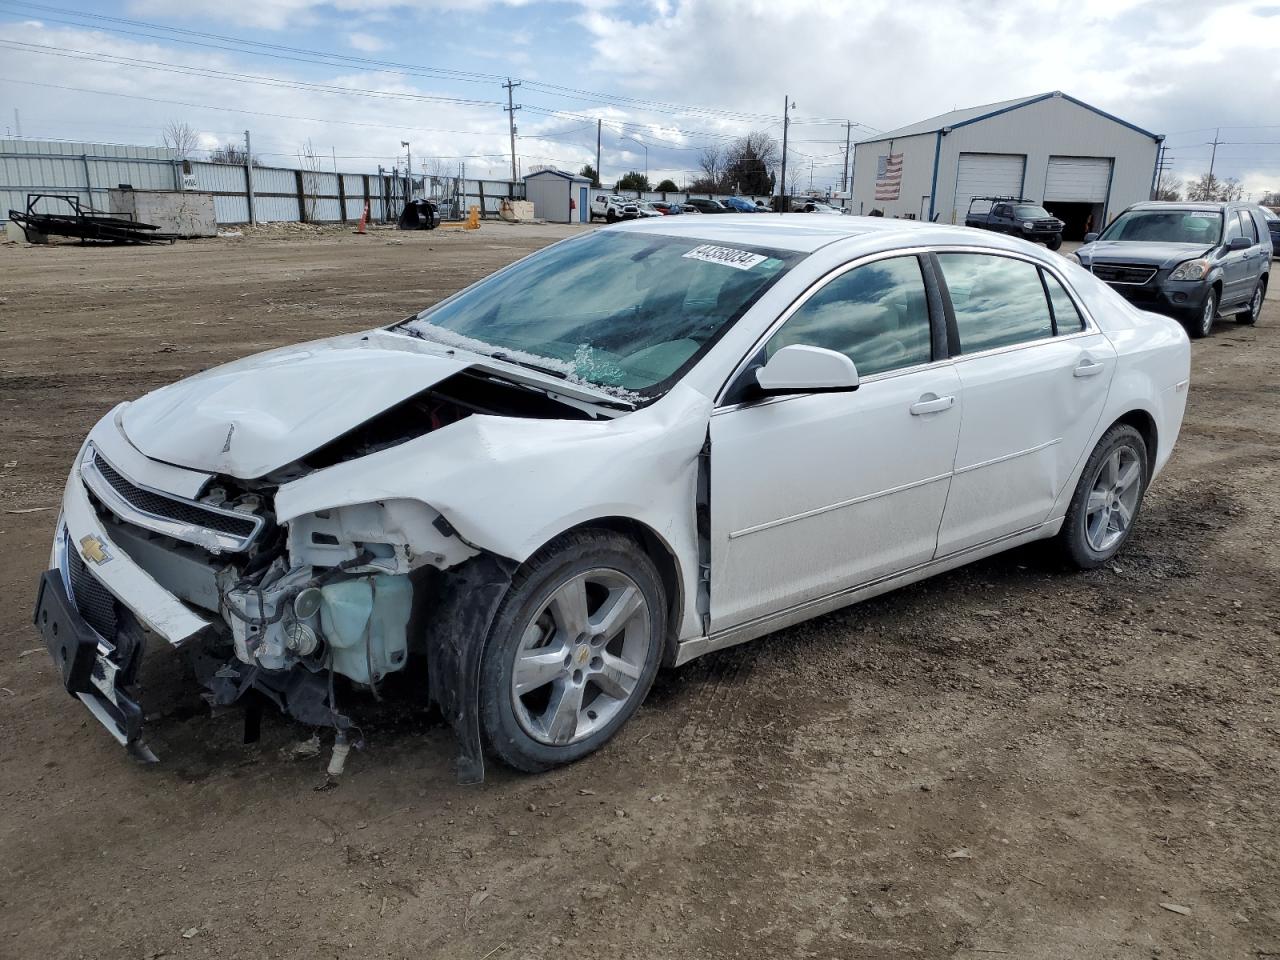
[[354, 200, 369, 234]]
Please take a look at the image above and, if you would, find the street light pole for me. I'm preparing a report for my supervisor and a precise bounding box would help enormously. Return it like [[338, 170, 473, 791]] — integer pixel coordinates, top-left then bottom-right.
[[401, 140, 411, 202]]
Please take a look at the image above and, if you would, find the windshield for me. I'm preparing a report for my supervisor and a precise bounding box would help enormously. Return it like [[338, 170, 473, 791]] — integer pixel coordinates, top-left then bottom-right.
[[1100, 210, 1223, 244], [403, 231, 801, 399], [1015, 205, 1052, 219]]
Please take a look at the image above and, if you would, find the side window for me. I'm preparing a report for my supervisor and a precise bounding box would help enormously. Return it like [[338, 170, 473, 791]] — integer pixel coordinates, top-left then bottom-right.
[[993, 204, 1009, 218], [936, 253, 1054, 353], [765, 256, 932, 377], [1042, 270, 1085, 333], [1238, 211, 1258, 244], [1225, 212, 1245, 242]]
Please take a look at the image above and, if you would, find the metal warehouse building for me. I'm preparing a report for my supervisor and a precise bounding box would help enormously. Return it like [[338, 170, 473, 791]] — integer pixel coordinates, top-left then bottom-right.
[[852, 91, 1163, 238]]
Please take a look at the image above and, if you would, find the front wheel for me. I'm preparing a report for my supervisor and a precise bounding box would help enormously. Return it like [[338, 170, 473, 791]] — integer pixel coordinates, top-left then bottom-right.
[[1237, 277, 1266, 325], [1189, 289, 1217, 339], [1057, 424, 1149, 569], [605, 210, 617, 223], [1047, 235, 1063, 251], [479, 530, 665, 773]]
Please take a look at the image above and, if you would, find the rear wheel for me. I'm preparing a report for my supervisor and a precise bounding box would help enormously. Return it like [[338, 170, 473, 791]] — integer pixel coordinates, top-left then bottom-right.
[[1057, 424, 1149, 569], [1237, 277, 1266, 325], [1189, 289, 1217, 339], [479, 530, 665, 773]]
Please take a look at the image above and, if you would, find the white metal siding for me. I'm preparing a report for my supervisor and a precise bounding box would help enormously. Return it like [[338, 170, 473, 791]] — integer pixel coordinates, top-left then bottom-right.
[[954, 153, 1026, 218], [525, 175, 570, 223], [850, 131, 938, 219], [934, 94, 1160, 227], [1043, 156, 1112, 202]]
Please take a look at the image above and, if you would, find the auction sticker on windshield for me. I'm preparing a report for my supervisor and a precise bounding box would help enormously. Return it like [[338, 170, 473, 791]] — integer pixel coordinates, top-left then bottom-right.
[[682, 244, 768, 271]]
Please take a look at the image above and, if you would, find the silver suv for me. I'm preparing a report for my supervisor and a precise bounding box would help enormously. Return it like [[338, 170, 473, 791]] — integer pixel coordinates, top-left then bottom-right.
[[1069, 201, 1271, 338]]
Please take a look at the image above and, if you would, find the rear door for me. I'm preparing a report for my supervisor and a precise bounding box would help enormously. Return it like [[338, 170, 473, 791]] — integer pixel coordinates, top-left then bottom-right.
[[933, 251, 1116, 556], [1221, 211, 1253, 306]]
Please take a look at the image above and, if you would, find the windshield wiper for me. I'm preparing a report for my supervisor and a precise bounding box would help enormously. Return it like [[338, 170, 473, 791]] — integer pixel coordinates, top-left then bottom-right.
[[489, 351, 568, 380]]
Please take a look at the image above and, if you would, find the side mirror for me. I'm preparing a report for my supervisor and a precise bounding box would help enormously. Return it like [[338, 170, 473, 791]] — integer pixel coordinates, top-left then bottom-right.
[[1227, 236, 1252, 251], [755, 345, 860, 394], [1083, 232, 1099, 244]]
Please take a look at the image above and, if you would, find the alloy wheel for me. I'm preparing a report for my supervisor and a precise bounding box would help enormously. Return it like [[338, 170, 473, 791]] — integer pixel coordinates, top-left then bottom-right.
[[1199, 295, 1216, 337], [1251, 285, 1264, 321], [510, 569, 652, 746], [1084, 444, 1143, 553]]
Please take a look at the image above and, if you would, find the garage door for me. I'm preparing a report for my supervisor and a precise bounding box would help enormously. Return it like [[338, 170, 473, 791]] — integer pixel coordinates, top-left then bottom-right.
[[1044, 157, 1112, 203], [953, 153, 1026, 222]]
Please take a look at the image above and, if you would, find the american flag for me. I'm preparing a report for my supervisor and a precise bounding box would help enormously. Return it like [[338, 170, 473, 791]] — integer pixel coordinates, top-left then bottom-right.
[[875, 153, 903, 201]]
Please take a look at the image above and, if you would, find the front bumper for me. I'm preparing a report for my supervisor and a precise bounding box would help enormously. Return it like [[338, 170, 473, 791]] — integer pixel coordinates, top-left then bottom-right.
[[33, 564, 153, 759], [1104, 277, 1212, 320]]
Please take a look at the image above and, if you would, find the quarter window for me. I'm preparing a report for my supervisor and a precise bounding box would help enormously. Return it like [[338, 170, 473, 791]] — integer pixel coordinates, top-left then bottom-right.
[[1042, 270, 1085, 333], [936, 253, 1054, 353], [765, 256, 932, 377]]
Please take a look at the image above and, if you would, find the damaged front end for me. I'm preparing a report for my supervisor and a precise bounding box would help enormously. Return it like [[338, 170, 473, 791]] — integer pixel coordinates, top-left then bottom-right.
[[35, 366, 602, 779]]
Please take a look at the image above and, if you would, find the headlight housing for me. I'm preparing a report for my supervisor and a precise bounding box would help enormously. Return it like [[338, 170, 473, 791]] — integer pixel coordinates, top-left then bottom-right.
[[1021, 221, 1034, 231], [1169, 258, 1212, 282]]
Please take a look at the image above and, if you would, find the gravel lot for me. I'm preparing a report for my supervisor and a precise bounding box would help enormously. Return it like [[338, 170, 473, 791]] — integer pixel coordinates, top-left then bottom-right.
[[0, 222, 1276, 960]]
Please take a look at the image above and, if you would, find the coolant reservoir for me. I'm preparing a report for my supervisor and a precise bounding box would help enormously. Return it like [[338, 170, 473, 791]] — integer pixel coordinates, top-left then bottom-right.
[[318, 575, 412, 685]]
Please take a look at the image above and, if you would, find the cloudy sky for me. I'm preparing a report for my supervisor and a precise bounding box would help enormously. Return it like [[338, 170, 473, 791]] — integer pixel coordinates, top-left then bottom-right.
[[1, 0, 1278, 197]]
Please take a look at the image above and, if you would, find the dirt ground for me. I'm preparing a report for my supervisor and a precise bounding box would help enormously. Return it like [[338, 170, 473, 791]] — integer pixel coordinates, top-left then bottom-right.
[[0, 222, 1277, 960]]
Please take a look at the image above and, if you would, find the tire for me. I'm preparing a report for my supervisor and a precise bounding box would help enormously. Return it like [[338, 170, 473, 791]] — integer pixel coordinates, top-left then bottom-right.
[[1057, 423, 1149, 569], [1047, 235, 1063, 251], [479, 530, 666, 773], [606, 210, 617, 223], [1237, 276, 1266, 325], [1189, 288, 1217, 339]]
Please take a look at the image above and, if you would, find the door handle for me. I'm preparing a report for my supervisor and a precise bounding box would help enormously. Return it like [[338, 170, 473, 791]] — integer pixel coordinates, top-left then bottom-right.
[[1074, 358, 1105, 378], [909, 394, 955, 415]]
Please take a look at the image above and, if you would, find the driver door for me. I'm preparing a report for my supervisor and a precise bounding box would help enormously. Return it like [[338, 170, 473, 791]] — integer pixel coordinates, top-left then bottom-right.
[[709, 254, 962, 632]]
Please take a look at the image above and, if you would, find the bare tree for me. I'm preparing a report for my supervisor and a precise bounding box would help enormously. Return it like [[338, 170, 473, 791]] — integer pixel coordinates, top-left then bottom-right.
[[1187, 172, 1243, 202], [161, 120, 200, 158], [1153, 177, 1183, 202], [209, 140, 251, 165], [698, 145, 726, 190]]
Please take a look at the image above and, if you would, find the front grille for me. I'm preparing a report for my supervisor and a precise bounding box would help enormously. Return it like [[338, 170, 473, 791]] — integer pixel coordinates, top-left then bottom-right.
[[68, 547, 117, 640], [92, 453, 257, 538], [1091, 263, 1157, 285]]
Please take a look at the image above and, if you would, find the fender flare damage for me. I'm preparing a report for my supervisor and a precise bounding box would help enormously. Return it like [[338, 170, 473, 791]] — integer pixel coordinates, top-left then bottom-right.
[[425, 550, 518, 784]]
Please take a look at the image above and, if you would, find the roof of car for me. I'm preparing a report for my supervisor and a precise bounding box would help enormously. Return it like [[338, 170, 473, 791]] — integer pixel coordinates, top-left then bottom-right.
[[1125, 201, 1233, 212], [610, 212, 956, 253]]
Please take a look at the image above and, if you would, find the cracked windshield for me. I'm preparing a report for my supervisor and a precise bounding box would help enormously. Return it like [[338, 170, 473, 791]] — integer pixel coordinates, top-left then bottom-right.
[[406, 230, 800, 396]]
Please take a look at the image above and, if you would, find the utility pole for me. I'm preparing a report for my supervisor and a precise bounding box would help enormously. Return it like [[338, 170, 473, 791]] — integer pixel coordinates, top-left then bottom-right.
[[401, 140, 411, 201], [244, 129, 256, 225], [503, 78, 522, 183], [595, 118, 602, 187], [1207, 127, 1223, 178], [841, 120, 851, 194], [780, 95, 794, 212], [13, 108, 20, 138]]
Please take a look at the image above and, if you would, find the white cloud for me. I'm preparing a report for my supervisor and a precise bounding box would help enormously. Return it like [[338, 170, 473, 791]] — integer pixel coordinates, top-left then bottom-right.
[[347, 31, 386, 52]]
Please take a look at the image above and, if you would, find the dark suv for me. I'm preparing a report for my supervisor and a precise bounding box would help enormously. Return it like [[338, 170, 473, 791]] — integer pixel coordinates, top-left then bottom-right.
[[965, 196, 1065, 250], [1071, 201, 1271, 338]]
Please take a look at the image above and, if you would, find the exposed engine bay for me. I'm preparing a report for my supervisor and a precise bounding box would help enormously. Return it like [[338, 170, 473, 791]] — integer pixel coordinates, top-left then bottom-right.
[[72, 368, 601, 772]]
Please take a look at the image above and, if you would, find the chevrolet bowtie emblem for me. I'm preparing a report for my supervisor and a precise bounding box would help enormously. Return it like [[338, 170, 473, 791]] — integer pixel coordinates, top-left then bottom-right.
[[79, 534, 112, 565]]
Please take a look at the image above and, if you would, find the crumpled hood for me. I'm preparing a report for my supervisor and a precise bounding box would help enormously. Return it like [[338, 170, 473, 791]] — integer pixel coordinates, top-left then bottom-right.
[[1077, 240, 1214, 270], [121, 331, 470, 479]]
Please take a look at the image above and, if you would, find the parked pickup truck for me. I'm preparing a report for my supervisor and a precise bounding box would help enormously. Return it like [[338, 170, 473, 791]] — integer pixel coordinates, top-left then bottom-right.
[[965, 197, 1064, 250], [590, 194, 640, 222]]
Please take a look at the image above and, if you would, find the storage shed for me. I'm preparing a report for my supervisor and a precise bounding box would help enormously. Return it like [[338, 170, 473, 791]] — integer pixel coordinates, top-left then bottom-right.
[[522, 168, 591, 224], [851, 92, 1163, 239]]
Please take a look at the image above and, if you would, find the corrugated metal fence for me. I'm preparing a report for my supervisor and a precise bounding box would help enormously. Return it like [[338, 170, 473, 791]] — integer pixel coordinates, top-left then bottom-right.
[[2, 138, 525, 225]]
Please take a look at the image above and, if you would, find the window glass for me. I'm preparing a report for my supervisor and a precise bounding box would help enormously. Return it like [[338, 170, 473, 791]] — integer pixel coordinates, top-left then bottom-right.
[[937, 253, 1054, 353], [1043, 270, 1084, 333], [408, 231, 800, 396], [1238, 211, 1258, 243], [1101, 210, 1222, 244], [765, 256, 932, 377], [1225, 213, 1245, 242]]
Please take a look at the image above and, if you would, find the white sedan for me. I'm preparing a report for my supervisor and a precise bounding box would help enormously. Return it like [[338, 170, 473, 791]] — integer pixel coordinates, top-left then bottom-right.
[[34, 216, 1190, 778]]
